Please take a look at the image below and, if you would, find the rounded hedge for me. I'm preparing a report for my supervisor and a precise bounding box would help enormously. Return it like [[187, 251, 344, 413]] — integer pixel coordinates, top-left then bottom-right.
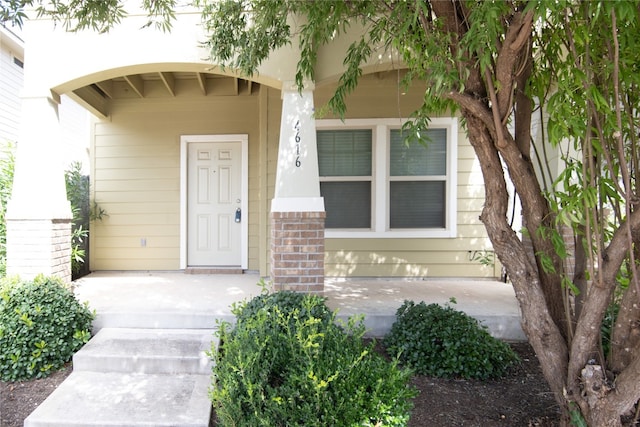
[[384, 299, 519, 380], [212, 290, 417, 426], [0, 275, 94, 381]]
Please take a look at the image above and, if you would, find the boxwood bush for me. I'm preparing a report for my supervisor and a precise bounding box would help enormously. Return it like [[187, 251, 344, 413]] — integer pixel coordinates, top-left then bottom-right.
[[384, 300, 518, 380], [0, 275, 94, 381], [211, 290, 417, 426]]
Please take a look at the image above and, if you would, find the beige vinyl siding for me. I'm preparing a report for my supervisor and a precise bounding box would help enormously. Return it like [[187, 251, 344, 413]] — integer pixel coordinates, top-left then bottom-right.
[[314, 72, 493, 278], [90, 91, 261, 271], [261, 87, 283, 275], [90, 70, 493, 278], [325, 236, 496, 278]]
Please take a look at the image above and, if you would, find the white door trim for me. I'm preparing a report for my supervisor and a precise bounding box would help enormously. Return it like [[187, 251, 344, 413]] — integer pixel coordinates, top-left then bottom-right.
[[180, 134, 249, 269]]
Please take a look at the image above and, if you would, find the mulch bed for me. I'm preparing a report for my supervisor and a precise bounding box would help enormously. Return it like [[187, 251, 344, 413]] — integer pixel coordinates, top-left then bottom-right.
[[1, 343, 560, 427]]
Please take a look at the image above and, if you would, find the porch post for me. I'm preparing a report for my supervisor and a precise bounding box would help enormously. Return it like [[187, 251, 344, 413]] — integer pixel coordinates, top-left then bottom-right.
[[6, 91, 73, 283], [271, 81, 325, 293]]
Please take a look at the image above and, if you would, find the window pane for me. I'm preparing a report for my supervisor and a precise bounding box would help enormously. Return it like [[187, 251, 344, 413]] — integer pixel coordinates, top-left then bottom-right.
[[390, 181, 445, 228], [318, 130, 372, 176], [390, 129, 447, 176], [321, 181, 371, 228]]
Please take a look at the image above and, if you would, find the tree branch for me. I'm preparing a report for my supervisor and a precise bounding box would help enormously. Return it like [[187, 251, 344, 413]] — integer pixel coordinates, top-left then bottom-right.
[[444, 91, 496, 140], [483, 68, 507, 148], [610, 8, 640, 297], [513, 38, 533, 156], [510, 10, 534, 51], [494, 10, 534, 122]]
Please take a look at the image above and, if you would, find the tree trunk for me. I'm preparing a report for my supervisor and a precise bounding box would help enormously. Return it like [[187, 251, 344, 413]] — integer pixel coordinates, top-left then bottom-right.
[[581, 365, 622, 427], [499, 131, 568, 339], [431, 1, 571, 417], [610, 283, 640, 373], [579, 351, 640, 426], [609, 242, 640, 375], [429, 2, 640, 424], [462, 114, 569, 416]]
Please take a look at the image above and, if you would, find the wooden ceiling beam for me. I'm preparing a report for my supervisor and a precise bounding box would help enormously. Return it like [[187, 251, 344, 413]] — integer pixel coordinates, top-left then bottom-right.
[[195, 72, 207, 95], [159, 72, 176, 96], [123, 74, 144, 97], [70, 87, 109, 118], [94, 80, 114, 99]]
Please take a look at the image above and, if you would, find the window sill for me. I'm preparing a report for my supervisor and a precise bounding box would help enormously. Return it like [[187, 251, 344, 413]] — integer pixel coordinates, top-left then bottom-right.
[[325, 229, 456, 239]]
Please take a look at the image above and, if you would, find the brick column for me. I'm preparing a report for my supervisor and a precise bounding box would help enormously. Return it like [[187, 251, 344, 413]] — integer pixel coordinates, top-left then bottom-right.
[[271, 211, 325, 293], [6, 92, 73, 283], [271, 81, 325, 293], [7, 219, 72, 282]]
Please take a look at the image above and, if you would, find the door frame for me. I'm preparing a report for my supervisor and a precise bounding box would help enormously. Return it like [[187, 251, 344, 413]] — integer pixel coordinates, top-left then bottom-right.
[[180, 134, 249, 270]]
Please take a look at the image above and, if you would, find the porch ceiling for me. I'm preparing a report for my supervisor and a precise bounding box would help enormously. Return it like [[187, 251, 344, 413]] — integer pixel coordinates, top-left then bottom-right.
[[69, 71, 255, 118]]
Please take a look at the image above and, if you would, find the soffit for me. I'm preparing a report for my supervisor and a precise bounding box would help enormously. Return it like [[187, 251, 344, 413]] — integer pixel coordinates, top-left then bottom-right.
[[70, 70, 256, 119]]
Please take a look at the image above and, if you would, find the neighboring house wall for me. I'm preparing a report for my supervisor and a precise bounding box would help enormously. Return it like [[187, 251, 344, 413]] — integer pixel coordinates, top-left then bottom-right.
[[0, 25, 89, 164], [0, 26, 24, 143]]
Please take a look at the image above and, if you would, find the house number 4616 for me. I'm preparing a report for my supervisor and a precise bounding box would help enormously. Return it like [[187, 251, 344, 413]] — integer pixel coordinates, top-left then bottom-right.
[[294, 120, 301, 168]]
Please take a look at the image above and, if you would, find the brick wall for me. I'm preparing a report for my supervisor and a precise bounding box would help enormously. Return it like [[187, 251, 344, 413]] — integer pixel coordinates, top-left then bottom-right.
[[270, 211, 326, 293]]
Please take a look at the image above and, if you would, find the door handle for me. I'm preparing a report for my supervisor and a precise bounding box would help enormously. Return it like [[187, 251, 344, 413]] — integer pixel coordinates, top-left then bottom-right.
[[235, 207, 241, 223]]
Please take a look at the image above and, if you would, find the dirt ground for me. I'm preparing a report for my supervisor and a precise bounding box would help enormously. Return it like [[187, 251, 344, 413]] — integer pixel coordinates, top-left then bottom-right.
[[0, 362, 72, 427], [0, 342, 559, 427]]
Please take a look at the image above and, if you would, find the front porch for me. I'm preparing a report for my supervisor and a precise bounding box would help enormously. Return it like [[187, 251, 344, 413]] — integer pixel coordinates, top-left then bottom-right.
[[24, 271, 526, 427], [73, 271, 525, 340]]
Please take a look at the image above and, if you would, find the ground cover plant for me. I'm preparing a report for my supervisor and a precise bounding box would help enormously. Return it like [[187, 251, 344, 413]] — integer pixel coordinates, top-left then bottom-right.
[[0, 275, 93, 381], [211, 290, 417, 426], [385, 299, 519, 380]]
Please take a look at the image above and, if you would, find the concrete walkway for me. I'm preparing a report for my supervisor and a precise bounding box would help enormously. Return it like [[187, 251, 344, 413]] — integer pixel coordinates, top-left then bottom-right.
[[24, 271, 525, 427]]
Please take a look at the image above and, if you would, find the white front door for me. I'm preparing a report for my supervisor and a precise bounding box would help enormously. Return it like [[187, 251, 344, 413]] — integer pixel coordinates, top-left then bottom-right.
[[184, 136, 247, 267]]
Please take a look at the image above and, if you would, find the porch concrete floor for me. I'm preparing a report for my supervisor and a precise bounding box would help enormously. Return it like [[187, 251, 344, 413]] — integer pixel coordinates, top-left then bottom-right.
[[73, 271, 525, 340]]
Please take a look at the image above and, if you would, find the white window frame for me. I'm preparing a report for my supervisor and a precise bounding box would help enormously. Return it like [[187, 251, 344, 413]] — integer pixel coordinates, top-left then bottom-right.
[[317, 118, 457, 238]]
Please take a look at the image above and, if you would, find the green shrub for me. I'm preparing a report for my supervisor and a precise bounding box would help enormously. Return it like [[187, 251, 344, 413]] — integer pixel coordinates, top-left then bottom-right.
[[65, 161, 91, 278], [384, 299, 518, 380], [211, 290, 417, 426], [234, 287, 333, 326], [0, 142, 15, 277], [65, 161, 107, 279], [0, 275, 94, 381]]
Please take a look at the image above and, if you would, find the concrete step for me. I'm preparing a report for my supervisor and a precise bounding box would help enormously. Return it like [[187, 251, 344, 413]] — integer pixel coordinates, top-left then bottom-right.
[[23, 371, 212, 427], [73, 328, 218, 374], [91, 311, 234, 334]]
